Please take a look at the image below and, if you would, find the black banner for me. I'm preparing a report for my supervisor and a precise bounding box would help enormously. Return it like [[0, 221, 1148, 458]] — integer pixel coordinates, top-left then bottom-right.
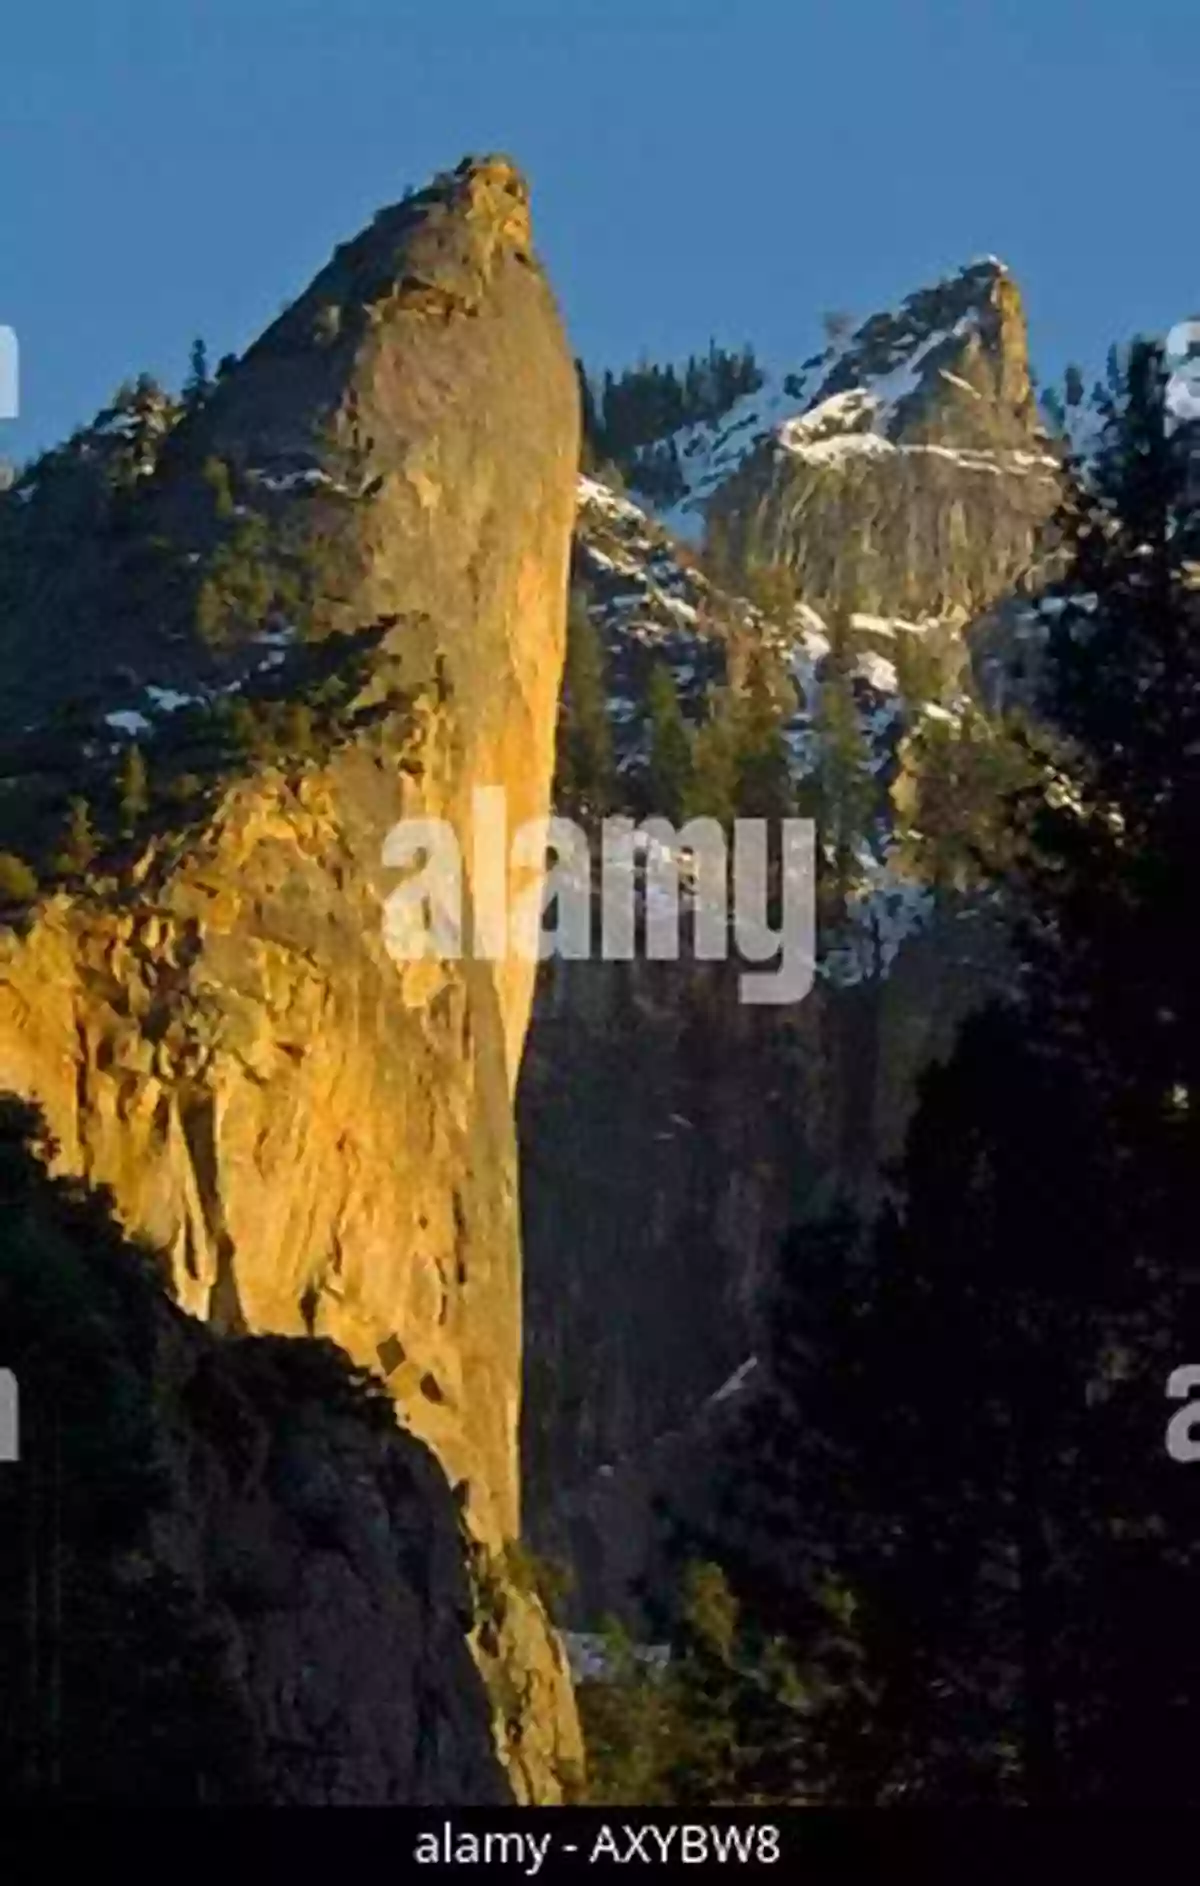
[[0, 1809, 1184, 1879]]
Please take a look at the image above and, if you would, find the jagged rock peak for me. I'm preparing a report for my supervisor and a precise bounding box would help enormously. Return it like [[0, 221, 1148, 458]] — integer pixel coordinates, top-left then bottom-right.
[[316, 151, 537, 316], [803, 253, 1033, 435], [169, 149, 561, 513], [704, 253, 1057, 623], [286, 151, 535, 311], [625, 256, 1041, 545]]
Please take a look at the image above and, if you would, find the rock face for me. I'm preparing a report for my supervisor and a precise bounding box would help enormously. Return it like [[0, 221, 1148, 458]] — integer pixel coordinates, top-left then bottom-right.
[[708, 258, 1059, 623], [0, 156, 581, 1800], [151, 1319, 514, 1806], [520, 917, 1012, 1626]]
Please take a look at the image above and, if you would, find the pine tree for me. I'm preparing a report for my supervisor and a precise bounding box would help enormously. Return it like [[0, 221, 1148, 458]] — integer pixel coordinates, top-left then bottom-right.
[[742, 556, 797, 625], [183, 338, 211, 412], [277, 699, 316, 760], [733, 652, 793, 823], [576, 360, 599, 471], [201, 455, 235, 523], [559, 591, 614, 818], [117, 745, 149, 836], [895, 702, 1041, 891], [0, 854, 38, 904], [685, 692, 740, 827], [195, 575, 226, 646], [96, 374, 179, 486], [813, 650, 875, 900], [225, 697, 259, 756], [579, 1560, 824, 1807], [706, 1209, 885, 1801], [644, 661, 692, 824], [55, 798, 97, 876]]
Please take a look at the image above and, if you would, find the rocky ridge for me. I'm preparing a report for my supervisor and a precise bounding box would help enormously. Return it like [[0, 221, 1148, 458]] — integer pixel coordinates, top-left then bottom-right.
[[648, 257, 1060, 620]]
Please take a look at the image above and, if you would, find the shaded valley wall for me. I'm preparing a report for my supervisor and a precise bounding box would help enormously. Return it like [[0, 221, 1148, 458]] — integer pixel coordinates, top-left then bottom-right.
[[520, 912, 1012, 1627]]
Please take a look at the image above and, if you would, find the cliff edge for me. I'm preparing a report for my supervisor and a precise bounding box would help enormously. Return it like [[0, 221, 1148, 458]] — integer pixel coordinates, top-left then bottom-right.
[[0, 155, 581, 1801]]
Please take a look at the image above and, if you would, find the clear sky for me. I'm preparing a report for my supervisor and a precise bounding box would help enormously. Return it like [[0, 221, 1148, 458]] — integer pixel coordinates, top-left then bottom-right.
[[1, 0, 1196, 460]]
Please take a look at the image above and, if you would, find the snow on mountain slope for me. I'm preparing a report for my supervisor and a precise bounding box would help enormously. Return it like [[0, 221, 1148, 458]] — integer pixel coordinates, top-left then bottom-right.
[[573, 472, 967, 977], [574, 473, 729, 761], [568, 258, 1068, 982], [624, 256, 1061, 641], [656, 377, 800, 541]]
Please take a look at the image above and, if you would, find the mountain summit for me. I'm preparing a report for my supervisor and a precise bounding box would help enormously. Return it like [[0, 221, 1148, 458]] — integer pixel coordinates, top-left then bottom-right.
[[706, 256, 1059, 623]]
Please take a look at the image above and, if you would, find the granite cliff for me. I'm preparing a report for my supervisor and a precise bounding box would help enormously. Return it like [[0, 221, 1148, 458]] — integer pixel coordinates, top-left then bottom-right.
[[706, 258, 1057, 621], [0, 155, 581, 1801]]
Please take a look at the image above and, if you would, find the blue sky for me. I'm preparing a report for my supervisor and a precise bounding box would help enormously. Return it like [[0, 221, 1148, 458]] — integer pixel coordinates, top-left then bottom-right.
[[1, 0, 1196, 459]]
